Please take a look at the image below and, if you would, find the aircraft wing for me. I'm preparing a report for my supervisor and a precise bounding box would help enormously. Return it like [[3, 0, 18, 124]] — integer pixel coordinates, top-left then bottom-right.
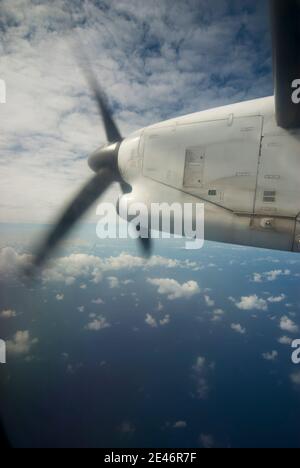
[[270, 0, 300, 128]]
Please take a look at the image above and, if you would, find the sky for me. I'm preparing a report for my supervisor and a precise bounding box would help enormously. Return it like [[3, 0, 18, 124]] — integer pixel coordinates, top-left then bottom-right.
[[1, 0, 300, 449], [0, 0, 272, 223]]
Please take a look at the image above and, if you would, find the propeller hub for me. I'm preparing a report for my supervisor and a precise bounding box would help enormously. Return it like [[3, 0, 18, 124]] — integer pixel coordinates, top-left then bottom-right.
[[88, 142, 121, 175]]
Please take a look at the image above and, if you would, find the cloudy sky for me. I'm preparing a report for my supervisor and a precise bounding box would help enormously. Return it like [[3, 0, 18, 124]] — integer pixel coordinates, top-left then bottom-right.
[[1, 1, 300, 448], [0, 0, 272, 223]]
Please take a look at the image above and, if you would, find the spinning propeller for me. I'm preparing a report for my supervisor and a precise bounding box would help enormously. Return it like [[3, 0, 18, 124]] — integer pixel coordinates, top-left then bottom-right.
[[27, 51, 152, 274]]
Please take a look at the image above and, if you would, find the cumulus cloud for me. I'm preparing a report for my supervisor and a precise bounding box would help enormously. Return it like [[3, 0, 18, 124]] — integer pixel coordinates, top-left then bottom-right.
[[278, 336, 293, 346], [0, 309, 17, 319], [55, 294, 64, 301], [7, 330, 38, 356], [159, 314, 171, 326], [147, 278, 200, 300], [91, 298, 104, 305], [107, 276, 120, 289], [41, 253, 104, 285], [262, 350, 278, 361], [230, 294, 268, 311], [102, 253, 199, 272], [267, 294, 286, 303], [211, 308, 224, 322], [145, 312, 170, 327], [252, 270, 291, 283], [0, 247, 201, 285], [279, 316, 299, 334], [231, 323, 246, 335], [145, 314, 158, 328], [0, 247, 32, 280], [192, 356, 214, 400], [85, 316, 110, 331], [204, 295, 215, 307]]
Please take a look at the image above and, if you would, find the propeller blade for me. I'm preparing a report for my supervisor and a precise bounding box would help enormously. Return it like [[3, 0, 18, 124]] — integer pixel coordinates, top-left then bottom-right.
[[73, 39, 122, 144], [135, 224, 153, 258], [138, 236, 153, 258], [28, 169, 114, 272], [85, 70, 122, 143]]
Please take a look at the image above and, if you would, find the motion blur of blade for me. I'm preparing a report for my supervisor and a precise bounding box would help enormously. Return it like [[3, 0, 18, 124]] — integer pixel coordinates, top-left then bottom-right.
[[72, 36, 122, 144], [82, 66, 122, 144], [72, 37, 153, 257], [28, 169, 114, 273], [139, 237, 153, 258], [26, 30, 152, 276]]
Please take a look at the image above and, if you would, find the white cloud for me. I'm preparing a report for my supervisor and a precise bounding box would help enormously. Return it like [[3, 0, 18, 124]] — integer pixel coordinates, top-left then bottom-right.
[[211, 308, 224, 322], [230, 294, 268, 311], [55, 293, 64, 301], [231, 323, 246, 335], [204, 295, 215, 307], [173, 421, 187, 429], [145, 312, 170, 327], [102, 253, 199, 272], [0, 247, 200, 285], [0, 309, 17, 319], [107, 276, 120, 289], [147, 278, 200, 300], [252, 273, 263, 283], [278, 336, 293, 346], [41, 253, 104, 285], [92, 298, 104, 305], [192, 356, 214, 400], [0, 247, 32, 280], [262, 350, 278, 361], [267, 294, 286, 303], [279, 316, 299, 334], [252, 270, 291, 283], [193, 356, 206, 372], [85, 316, 110, 331], [145, 314, 158, 328], [123, 280, 134, 285], [159, 315, 171, 326], [7, 330, 38, 356]]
